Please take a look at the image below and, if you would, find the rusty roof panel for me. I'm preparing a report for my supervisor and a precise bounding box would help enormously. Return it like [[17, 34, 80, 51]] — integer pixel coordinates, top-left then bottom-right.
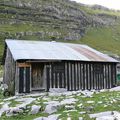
[[5, 39, 118, 62]]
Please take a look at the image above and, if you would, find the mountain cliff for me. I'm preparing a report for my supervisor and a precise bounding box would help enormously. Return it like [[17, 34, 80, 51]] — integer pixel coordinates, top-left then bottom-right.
[[0, 0, 120, 61]]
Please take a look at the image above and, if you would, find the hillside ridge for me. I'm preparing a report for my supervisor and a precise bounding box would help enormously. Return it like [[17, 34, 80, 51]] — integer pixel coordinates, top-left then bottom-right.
[[0, 0, 120, 61]]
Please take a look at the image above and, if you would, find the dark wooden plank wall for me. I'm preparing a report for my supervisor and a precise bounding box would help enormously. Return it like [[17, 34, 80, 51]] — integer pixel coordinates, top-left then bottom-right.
[[46, 61, 117, 91]]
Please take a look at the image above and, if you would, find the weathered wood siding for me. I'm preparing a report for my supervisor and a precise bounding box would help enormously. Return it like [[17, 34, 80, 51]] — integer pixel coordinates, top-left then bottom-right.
[[3, 48, 15, 94], [31, 63, 45, 90], [46, 61, 117, 91]]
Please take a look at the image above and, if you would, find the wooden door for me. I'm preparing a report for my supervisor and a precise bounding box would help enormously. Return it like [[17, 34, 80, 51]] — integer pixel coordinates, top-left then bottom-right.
[[31, 63, 44, 90], [19, 66, 30, 93]]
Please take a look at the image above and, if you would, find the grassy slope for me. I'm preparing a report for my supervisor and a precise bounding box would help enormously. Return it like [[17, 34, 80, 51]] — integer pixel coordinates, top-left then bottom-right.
[[80, 20, 120, 56], [0, 91, 120, 120]]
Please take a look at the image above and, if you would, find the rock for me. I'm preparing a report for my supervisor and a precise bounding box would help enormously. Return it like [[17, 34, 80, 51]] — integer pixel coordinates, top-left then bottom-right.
[[34, 117, 47, 120], [67, 117, 71, 120], [34, 114, 60, 120], [96, 116, 115, 120], [79, 111, 86, 114], [30, 105, 41, 114], [47, 114, 60, 120], [61, 98, 78, 105], [89, 111, 112, 118], [65, 105, 75, 110], [110, 86, 120, 91], [85, 106, 94, 112], [98, 101, 103, 104], [81, 90, 94, 97], [79, 117, 83, 120], [44, 102, 60, 114], [0, 102, 10, 117], [78, 103, 83, 108], [49, 88, 67, 93], [4, 96, 17, 101], [15, 98, 36, 109], [0, 84, 8, 91], [86, 101, 94, 104], [6, 107, 23, 117], [113, 111, 120, 119]]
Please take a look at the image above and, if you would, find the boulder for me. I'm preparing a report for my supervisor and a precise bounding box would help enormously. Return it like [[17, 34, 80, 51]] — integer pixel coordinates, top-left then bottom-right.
[[49, 88, 67, 93], [31, 105, 41, 114], [44, 101, 60, 114]]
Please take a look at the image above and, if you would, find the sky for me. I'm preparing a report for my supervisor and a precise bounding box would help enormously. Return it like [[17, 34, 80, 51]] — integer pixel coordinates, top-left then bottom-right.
[[71, 0, 120, 10]]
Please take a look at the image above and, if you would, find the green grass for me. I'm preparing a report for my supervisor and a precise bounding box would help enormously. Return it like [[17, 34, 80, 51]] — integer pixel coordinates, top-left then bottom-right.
[[64, 20, 120, 56], [0, 91, 120, 120], [80, 5, 120, 16]]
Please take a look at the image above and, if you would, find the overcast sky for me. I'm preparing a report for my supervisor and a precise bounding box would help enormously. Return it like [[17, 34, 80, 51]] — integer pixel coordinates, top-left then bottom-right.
[[71, 0, 120, 10]]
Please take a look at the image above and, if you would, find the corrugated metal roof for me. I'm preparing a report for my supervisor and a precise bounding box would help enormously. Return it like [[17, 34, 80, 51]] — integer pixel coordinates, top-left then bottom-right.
[[5, 39, 118, 62]]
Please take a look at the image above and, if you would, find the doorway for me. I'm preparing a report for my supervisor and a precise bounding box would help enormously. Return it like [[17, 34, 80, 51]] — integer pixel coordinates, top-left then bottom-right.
[[31, 63, 44, 91], [19, 66, 30, 93]]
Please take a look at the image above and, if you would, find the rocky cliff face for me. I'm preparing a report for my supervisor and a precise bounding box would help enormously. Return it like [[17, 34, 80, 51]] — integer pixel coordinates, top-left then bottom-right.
[[0, 0, 118, 41], [0, 0, 120, 61]]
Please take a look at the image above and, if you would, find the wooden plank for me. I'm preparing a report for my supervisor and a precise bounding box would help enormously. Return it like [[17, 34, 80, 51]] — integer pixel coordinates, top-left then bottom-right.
[[59, 72, 62, 88], [114, 64, 117, 86], [19, 67, 24, 93], [70, 63, 73, 90], [83, 63, 85, 90], [46, 66, 50, 91], [86, 63, 89, 90], [17, 63, 31, 67], [105, 64, 108, 89], [74, 62, 76, 91], [77, 62, 79, 90], [108, 64, 110, 89], [64, 62, 66, 88], [92, 64, 95, 89], [67, 62, 70, 90], [51, 64, 54, 88], [55, 72, 58, 88], [79, 63, 82, 89], [89, 63, 92, 90], [26, 67, 30, 93], [110, 64, 113, 88], [101, 64, 104, 89]]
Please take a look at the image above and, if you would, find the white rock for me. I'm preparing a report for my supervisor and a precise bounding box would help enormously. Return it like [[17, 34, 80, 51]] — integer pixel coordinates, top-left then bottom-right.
[[0, 84, 8, 90], [0, 102, 4, 105], [4, 96, 17, 101], [0, 102, 10, 117], [34, 117, 47, 120], [81, 90, 94, 97], [78, 103, 83, 107], [15, 98, 36, 109], [65, 105, 75, 110], [31, 105, 41, 114], [6, 107, 23, 117], [79, 111, 86, 114], [109, 86, 120, 91], [86, 101, 94, 104], [96, 116, 115, 120], [49, 88, 67, 93], [44, 102, 60, 114], [79, 117, 83, 120], [61, 98, 78, 105], [34, 114, 60, 120], [113, 111, 120, 119], [67, 117, 71, 120], [89, 111, 112, 118], [48, 114, 60, 120], [98, 101, 102, 104]]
